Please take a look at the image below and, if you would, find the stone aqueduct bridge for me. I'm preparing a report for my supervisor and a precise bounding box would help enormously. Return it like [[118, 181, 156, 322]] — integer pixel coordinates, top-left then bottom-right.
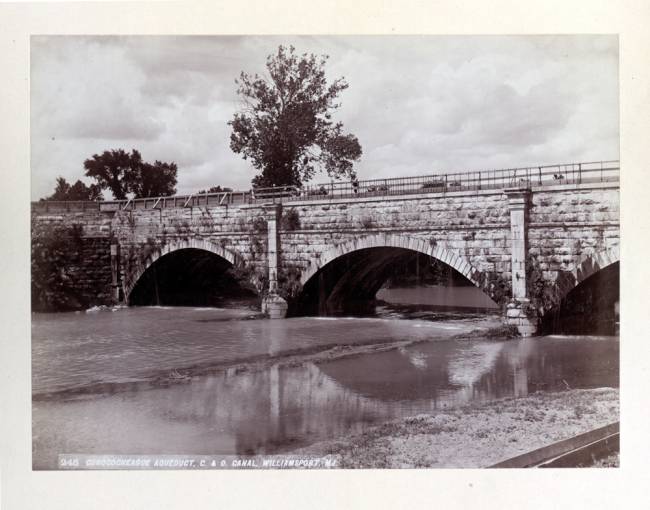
[[32, 161, 620, 335]]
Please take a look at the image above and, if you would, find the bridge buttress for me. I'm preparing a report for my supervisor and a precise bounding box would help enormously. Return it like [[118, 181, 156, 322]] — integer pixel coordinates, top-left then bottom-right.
[[261, 203, 288, 318], [504, 187, 538, 336], [110, 242, 120, 304]]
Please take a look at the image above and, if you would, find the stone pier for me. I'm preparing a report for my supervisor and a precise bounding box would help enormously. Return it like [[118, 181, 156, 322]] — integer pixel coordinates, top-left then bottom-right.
[[261, 204, 288, 319], [110, 243, 120, 304], [504, 187, 538, 336]]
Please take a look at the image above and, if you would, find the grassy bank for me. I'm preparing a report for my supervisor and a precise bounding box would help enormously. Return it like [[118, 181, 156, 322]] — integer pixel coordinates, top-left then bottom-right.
[[294, 387, 619, 468]]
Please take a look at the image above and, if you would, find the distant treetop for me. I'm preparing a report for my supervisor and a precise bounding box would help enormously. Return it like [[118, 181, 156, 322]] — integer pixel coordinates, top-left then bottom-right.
[[197, 185, 233, 194], [82, 149, 178, 200], [41, 177, 102, 201]]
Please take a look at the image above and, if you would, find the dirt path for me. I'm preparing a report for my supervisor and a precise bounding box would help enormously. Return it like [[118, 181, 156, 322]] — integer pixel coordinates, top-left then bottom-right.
[[293, 387, 619, 468]]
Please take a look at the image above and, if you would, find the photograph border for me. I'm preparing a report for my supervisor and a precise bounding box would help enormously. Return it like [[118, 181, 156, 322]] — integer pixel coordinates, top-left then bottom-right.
[[1, 1, 649, 509]]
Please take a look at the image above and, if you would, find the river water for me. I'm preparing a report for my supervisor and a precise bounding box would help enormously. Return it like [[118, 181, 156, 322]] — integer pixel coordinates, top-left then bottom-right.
[[31, 287, 619, 469]]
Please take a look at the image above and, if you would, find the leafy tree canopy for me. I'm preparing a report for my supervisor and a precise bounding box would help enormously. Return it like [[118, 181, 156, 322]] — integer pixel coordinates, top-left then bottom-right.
[[229, 45, 362, 189], [83, 149, 177, 200], [131, 161, 178, 198], [42, 177, 102, 201], [197, 185, 233, 194]]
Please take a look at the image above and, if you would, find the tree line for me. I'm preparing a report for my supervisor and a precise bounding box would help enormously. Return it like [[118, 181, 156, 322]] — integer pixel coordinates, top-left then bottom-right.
[[43, 149, 178, 201], [42, 44, 362, 201]]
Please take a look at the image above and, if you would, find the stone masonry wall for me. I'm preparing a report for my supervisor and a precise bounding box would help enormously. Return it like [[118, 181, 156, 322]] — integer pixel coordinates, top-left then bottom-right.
[[31, 181, 620, 312], [527, 183, 620, 285], [278, 189, 513, 302], [31, 210, 114, 310], [110, 204, 269, 292], [66, 237, 114, 307]]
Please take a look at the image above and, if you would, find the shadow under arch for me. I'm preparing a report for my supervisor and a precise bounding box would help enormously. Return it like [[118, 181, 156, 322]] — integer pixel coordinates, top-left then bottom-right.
[[123, 238, 249, 304], [300, 233, 483, 288], [540, 247, 620, 335], [294, 233, 493, 316], [550, 246, 620, 309]]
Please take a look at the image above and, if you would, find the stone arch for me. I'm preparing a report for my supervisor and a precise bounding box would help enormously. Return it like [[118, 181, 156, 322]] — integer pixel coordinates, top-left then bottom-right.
[[123, 238, 243, 300], [300, 233, 484, 290], [553, 246, 620, 305]]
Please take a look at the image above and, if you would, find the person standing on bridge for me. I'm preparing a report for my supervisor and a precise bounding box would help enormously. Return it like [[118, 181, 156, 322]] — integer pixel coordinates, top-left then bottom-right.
[[352, 174, 359, 195]]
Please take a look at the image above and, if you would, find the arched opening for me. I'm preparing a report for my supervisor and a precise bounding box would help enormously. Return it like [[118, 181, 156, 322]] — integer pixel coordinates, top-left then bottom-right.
[[540, 261, 619, 335], [292, 247, 498, 317], [128, 248, 257, 307]]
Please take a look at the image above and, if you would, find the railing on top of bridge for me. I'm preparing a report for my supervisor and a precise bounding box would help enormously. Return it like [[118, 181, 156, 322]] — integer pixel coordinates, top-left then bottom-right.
[[32, 190, 253, 213], [268, 160, 620, 203], [31, 160, 619, 213]]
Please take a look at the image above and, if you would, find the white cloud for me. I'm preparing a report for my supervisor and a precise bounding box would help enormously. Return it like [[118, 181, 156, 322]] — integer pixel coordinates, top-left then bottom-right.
[[30, 35, 619, 200]]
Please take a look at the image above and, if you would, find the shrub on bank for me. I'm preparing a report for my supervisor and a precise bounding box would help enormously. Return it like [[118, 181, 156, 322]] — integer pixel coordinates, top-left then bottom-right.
[[31, 221, 86, 311], [281, 208, 300, 231], [484, 324, 521, 339]]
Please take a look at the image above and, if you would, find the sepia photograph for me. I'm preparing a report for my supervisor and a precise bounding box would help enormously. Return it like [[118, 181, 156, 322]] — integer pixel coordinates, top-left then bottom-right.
[[29, 35, 620, 471]]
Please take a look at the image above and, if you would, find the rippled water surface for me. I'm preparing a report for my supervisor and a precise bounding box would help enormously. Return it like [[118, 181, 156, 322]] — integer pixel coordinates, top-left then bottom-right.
[[32, 305, 498, 394], [32, 297, 618, 469]]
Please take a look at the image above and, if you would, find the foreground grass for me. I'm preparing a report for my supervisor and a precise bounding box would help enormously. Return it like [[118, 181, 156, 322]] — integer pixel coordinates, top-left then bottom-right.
[[294, 388, 619, 468], [592, 452, 620, 468]]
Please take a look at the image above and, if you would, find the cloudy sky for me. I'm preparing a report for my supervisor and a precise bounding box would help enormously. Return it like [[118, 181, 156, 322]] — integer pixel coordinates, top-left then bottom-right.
[[30, 35, 618, 200]]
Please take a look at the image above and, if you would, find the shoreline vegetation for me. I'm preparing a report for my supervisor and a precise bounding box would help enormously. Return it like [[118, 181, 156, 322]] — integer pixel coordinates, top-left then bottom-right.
[[292, 387, 620, 468]]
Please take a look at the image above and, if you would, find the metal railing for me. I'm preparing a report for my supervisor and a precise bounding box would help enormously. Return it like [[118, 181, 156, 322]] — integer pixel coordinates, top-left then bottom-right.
[[277, 160, 620, 202], [31, 160, 619, 212], [31, 190, 253, 213]]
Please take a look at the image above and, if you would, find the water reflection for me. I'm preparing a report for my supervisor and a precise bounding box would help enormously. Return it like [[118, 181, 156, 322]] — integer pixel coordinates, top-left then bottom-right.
[[33, 334, 618, 468], [377, 285, 498, 310], [32, 307, 497, 395]]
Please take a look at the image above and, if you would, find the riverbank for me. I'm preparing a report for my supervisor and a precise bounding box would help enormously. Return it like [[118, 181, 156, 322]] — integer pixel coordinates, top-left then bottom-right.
[[293, 387, 619, 468]]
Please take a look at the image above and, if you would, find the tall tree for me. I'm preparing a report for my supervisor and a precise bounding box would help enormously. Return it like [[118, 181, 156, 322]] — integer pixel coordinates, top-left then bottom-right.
[[229, 45, 362, 188], [42, 176, 102, 201], [130, 161, 178, 198], [83, 149, 177, 199], [83, 149, 141, 200]]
